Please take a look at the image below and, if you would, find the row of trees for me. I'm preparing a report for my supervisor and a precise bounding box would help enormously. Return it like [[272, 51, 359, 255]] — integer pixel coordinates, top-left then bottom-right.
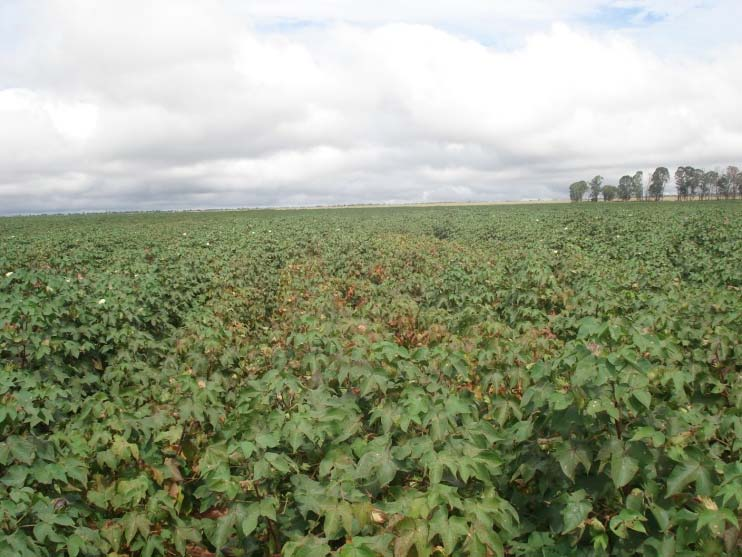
[[569, 165, 742, 202]]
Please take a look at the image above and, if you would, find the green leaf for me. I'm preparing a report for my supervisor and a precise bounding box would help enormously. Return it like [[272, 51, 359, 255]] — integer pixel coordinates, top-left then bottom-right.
[[213, 510, 237, 553], [100, 522, 123, 553], [645, 535, 676, 557], [8, 436, 35, 465], [67, 534, 83, 557], [610, 450, 639, 488], [172, 526, 200, 556], [609, 509, 647, 538], [256, 432, 280, 449], [697, 508, 738, 537], [338, 544, 377, 557], [263, 452, 292, 473], [1, 465, 29, 488], [393, 518, 430, 557], [356, 447, 398, 490], [561, 491, 592, 533], [577, 317, 602, 339], [657, 536, 675, 557], [650, 504, 671, 532], [283, 537, 331, 557], [666, 460, 709, 497], [33, 523, 63, 545], [323, 501, 354, 540], [464, 520, 503, 557], [142, 535, 165, 557], [555, 442, 591, 482], [633, 389, 651, 408], [114, 475, 150, 508], [630, 427, 665, 447], [259, 496, 278, 521], [122, 512, 150, 545], [240, 503, 260, 536]]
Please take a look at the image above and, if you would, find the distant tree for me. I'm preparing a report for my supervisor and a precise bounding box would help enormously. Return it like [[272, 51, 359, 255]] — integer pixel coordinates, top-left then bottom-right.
[[589, 175, 603, 202], [734, 172, 742, 199], [631, 171, 644, 200], [602, 185, 618, 201], [569, 164, 740, 202], [618, 175, 633, 200], [569, 181, 588, 202], [711, 170, 722, 198], [675, 166, 691, 200], [648, 167, 669, 201], [702, 171, 718, 200], [691, 168, 704, 199], [726, 166, 739, 199], [716, 174, 731, 199]]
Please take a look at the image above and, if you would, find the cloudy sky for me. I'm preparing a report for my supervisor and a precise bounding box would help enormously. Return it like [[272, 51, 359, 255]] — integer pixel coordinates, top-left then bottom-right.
[[1, 0, 741, 214]]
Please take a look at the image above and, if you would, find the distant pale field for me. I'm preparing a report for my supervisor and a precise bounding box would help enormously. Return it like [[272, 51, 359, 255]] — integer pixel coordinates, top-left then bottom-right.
[[309, 199, 571, 209], [275, 196, 728, 211]]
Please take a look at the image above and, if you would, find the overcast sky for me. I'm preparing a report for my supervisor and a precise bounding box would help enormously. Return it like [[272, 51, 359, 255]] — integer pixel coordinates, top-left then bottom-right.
[[1, 0, 741, 214]]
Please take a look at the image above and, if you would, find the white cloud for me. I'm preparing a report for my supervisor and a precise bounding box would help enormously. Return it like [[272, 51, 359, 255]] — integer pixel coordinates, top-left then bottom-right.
[[45, 100, 99, 143], [0, 0, 741, 214]]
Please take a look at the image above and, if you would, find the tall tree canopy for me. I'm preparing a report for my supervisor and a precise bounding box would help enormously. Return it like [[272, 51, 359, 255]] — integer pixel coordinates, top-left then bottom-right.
[[701, 171, 718, 200], [631, 171, 644, 200], [618, 176, 633, 201], [649, 167, 669, 201], [569, 181, 588, 202], [602, 185, 618, 201], [716, 174, 731, 199], [726, 166, 740, 199], [589, 175, 603, 202], [675, 166, 691, 200]]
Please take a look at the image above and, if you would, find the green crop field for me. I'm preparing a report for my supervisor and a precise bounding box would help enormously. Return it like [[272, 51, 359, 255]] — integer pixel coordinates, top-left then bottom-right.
[[1, 202, 740, 557]]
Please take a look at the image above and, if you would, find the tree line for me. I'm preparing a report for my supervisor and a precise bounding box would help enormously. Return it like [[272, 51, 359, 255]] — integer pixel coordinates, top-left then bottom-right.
[[569, 165, 741, 202]]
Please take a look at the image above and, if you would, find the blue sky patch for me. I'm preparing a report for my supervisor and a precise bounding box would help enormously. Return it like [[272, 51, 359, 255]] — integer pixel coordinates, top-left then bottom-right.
[[583, 5, 666, 29]]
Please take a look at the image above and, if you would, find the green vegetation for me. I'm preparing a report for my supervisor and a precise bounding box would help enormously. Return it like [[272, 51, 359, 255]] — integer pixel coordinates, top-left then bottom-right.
[[1, 202, 741, 556]]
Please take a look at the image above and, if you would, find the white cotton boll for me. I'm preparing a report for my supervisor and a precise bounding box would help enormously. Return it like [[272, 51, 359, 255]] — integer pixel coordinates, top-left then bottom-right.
[[97, 299, 106, 304]]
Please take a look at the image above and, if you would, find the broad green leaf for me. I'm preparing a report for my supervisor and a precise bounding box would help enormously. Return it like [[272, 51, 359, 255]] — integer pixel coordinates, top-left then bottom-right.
[[8, 436, 35, 465], [213, 510, 237, 552], [610, 451, 639, 488], [561, 491, 592, 533], [555, 442, 591, 482], [338, 543, 377, 557], [122, 512, 150, 545], [283, 537, 331, 557], [67, 534, 83, 557], [609, 509, 647, 538], [666, 460, 709, 497], [240, 503, 260, 536]]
